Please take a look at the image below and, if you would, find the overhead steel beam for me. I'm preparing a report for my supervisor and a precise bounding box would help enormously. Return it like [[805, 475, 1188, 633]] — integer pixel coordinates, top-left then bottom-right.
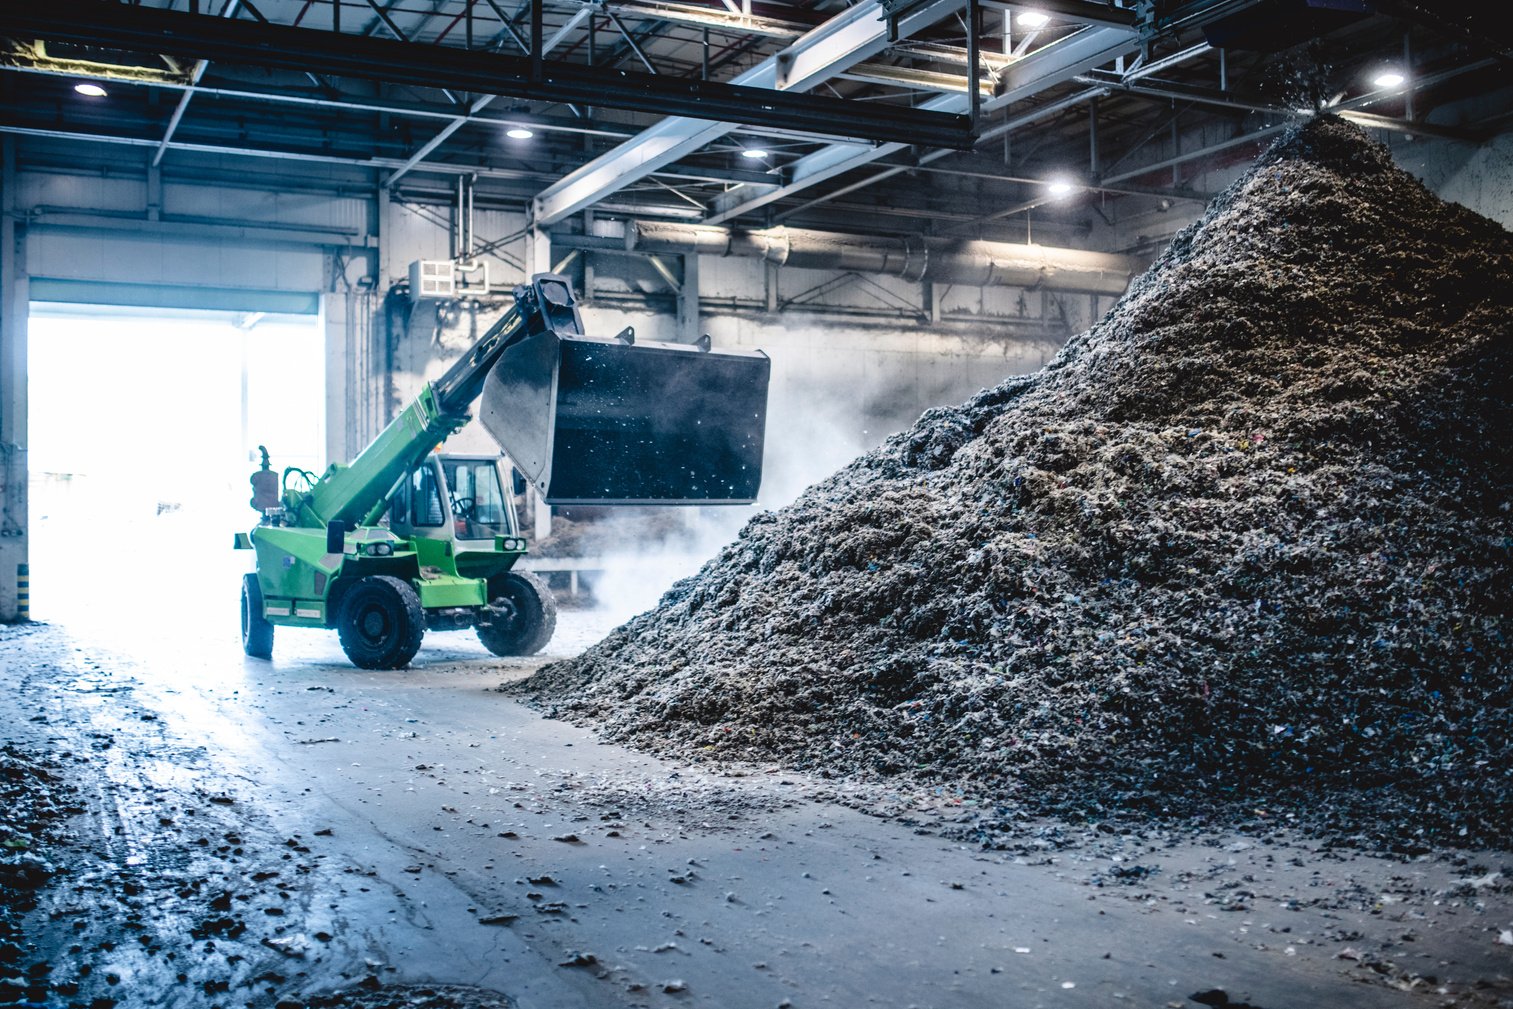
[[604, 0, 806, 39], [0, 121, 559, 181], [706, 24, 1139, 224], [839, 62, 995, 95], [978, 0, 1137, 29], [1078, 72, 1487, 143], [1099, 59, 1501, 188], [5, 62, 630, 138], [0, 120, 946, 223], [152, 0, 242, 167], [766, 84, 1108, 224], [0, 1, 972, 152], [384, 2, 594, 188], [530, 0, 970, 227]]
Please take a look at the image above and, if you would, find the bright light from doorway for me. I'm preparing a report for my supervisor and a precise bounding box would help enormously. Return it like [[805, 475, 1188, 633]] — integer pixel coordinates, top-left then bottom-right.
[[74, 82, 108, 98], [1372, 70, 1406, 89], [1016, 10, 1050, 28], [506, 126, 534, 139], [26, 305, 324, 629]]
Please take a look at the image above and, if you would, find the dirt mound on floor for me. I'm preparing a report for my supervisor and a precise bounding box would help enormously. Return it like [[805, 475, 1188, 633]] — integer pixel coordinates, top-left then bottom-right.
[[513, 116, 1513, 848]]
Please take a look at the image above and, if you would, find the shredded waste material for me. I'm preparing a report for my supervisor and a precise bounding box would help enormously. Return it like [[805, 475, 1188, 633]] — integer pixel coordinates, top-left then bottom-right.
[[1, 743, 74, 1006], [513, 117, 1513, 849]]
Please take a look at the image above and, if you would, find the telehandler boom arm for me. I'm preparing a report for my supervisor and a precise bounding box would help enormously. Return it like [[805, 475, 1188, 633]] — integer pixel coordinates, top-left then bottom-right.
[[286, 297, 528, 530], [281, 274, 770, 531]]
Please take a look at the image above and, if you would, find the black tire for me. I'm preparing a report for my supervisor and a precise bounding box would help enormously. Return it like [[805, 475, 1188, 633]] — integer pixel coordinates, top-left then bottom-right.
[[241, 573, 274, 660], [337, 575, 425, 670], [476, 570, 557, 657]]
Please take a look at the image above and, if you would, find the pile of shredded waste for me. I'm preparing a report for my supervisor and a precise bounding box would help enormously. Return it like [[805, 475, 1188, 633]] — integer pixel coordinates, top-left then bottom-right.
[[514, 117, 1513, 849]]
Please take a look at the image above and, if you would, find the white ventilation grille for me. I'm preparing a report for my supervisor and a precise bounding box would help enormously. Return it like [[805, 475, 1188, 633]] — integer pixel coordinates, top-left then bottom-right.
[[408, 260, 455, 299]]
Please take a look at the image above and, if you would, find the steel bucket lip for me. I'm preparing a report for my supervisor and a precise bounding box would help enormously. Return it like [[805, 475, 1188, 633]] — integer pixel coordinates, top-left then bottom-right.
[[541, 495, 762, 506], [479, 329, 770, 506], [551, 330, 771, 360]]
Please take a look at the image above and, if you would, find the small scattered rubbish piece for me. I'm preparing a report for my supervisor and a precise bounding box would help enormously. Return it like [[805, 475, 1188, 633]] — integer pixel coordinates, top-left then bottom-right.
[[260, 935, 310, 958]]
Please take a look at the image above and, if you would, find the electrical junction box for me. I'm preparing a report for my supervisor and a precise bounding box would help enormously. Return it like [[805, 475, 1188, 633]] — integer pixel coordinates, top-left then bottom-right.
[[409, 260, 456, 299]]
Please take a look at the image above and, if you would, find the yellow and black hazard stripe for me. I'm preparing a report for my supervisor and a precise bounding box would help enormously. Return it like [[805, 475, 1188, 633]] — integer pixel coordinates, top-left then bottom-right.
[[16, 562, 29, 621]]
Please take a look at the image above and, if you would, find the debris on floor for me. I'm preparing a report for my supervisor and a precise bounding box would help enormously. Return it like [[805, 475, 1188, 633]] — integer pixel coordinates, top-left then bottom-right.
[[1, 743, 75, 1007], [303, 982, 515, 1008], [514, 116, 1513, 850]]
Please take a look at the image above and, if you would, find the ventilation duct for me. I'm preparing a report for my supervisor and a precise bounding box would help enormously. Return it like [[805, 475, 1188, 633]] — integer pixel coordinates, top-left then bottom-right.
[[626, 221, 1139, 296]]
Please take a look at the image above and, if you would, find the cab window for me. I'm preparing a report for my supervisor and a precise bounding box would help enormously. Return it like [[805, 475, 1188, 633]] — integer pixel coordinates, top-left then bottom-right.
[[442, 459, 512, 539], [410, 465, 445, 527]]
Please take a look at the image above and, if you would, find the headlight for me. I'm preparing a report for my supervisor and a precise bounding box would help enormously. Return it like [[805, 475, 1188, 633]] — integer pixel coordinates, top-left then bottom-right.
[[365, 542, 394, 556]]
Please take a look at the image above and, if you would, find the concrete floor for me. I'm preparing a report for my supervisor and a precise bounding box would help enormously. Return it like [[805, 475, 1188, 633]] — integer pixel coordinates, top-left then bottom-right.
[[4, 554, 1512, 1008]]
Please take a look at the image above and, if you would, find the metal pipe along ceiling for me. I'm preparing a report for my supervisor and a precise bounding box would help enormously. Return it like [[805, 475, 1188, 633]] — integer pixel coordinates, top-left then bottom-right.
[[626, 221, 1139, 295]]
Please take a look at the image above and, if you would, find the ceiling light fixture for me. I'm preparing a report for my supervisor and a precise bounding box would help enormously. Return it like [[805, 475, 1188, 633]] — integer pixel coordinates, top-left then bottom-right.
[[741, 148, 769, 159], [74, 82, 107, 97], [1046, 177, 1077, 200], [1372, 70, 1406, 89], [506, 126, 534, 139], [1016, 10, 1050, 28]]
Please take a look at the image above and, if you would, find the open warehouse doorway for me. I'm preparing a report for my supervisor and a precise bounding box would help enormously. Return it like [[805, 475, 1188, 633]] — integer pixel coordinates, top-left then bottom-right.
[[26, 302, 323, 633]]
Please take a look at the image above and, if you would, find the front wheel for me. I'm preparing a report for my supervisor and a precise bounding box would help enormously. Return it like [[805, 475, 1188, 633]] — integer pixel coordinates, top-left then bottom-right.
[[337, 575, 425, 670], [241, 573, 274, 660], [476, 570, 557, 656]]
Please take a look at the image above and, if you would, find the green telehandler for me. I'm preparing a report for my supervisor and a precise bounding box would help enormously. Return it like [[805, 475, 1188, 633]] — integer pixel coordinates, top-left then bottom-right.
[[236, 274, 770, 669]]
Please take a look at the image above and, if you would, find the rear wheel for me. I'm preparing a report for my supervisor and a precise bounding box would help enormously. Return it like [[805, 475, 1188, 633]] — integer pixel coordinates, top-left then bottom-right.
[[337, 575, 425, 670], [476, 570, 557, 656], [241, 573, 274, 660]]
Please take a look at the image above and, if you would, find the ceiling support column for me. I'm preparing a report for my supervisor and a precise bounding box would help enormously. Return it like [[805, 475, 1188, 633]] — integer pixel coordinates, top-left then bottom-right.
[[679, 253, 700, 344], [0, 137, 30, 621]]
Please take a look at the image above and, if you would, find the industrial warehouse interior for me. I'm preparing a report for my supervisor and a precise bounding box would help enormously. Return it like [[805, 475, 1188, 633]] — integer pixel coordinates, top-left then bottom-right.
[[0, 0, 1510, 1006]]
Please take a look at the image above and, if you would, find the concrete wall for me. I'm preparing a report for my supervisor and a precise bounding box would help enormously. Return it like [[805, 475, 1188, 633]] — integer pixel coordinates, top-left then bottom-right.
[[1392, 131, 1513, 229]]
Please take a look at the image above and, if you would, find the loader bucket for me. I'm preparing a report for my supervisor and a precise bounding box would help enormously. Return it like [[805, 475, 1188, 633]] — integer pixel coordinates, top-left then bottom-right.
[[478, 332, 770, 505]]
